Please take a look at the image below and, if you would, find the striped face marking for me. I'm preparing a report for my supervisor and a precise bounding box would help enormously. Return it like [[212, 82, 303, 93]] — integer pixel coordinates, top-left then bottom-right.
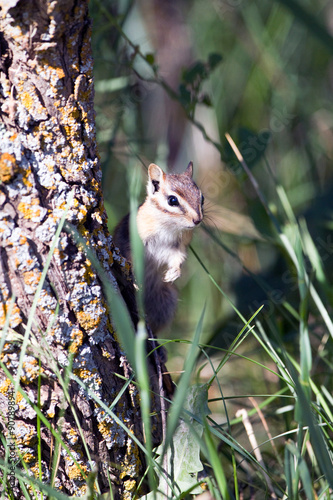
[[147, 162, 204, 229]]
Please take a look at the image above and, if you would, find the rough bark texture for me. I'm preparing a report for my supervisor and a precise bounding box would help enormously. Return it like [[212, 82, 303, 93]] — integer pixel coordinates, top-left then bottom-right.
[[0, 1, 171, 498]]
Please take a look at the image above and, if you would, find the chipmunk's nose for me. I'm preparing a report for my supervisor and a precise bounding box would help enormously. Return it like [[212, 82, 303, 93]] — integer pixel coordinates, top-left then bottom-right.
[[193, 219, 202, 225]]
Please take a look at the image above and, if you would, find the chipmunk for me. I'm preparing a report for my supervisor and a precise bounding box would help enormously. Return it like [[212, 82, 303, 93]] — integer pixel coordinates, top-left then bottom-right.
[[113, 161, 204, 333]]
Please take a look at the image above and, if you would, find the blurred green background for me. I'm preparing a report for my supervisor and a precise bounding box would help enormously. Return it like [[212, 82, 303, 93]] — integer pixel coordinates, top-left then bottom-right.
[[89, 0, 333, 417]]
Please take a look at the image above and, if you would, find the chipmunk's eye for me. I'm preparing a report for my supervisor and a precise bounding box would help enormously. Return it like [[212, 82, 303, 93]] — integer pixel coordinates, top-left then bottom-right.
[[201, 194, 205, 207], [168, 195, 179, 207]]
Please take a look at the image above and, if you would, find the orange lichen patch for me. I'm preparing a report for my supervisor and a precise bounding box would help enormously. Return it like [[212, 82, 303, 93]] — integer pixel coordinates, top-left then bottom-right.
[[82, 259, 95, 285], [78, 205, 88, 222], [68, 428, 79, 445], [16, 423, 36, 446], [17, 77, 47, 117], [59, 146, 72, 161], [124, 479, 137, 495], [0, 299, 22, 328], [97, 420, 113, 438], [25, 258, 35, 269], [0, 378, 13, 394], [118, 437, 142, 493], [67, 463, 88, 481], [54, 247, 66, 263], [71, 199, 88, 223], [61, 104, 81, 136], [23, 269, 41, 289], [29, 462, 46, 480], [17, 198, 42, 220], [69, 328, 84, 354], [22, 453, 35, 464], [36, 120, 57, 144], [20, 168, 33, 189], [0, 152, 18, 183], [88, 177, 100, 193], [53, 201, 67, 215], [22, 357, 41, 382], [21, 91, 33, 110], [15, 391, 23, 405], [73, 368, 97, 381], [76, 308, 101, 331], [101, 347, 112, 359], [93, 211, 102, 225], [44, 157, 55, 172], [55, 67, 65, 79]]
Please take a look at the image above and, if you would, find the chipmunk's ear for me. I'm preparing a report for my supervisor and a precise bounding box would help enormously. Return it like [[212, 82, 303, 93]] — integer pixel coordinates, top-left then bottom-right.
[[185, 161, 193, 178], [148, 163, 165, 195]]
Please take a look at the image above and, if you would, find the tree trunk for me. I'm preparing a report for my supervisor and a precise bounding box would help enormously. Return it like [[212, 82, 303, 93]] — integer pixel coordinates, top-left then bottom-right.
[[0, 1, 171, 498]]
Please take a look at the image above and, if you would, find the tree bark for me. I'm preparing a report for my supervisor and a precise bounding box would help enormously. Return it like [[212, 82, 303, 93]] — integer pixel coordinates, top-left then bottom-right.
[[0, 1, 171, 498]]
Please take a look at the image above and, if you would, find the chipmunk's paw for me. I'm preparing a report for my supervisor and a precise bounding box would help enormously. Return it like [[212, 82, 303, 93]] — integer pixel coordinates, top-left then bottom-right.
[[164, 267, 181, 283]]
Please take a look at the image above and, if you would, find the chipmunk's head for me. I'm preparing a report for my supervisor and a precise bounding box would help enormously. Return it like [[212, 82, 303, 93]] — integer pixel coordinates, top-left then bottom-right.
[[147, 162, 204, 231]]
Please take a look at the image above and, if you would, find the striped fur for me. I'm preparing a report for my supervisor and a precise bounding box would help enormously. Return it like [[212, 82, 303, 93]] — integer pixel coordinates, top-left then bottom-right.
[[114, 162, 204, 332]]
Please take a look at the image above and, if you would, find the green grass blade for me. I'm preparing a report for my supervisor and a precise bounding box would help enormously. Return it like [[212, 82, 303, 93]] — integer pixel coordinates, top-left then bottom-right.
[[163, 305, 205, 456], [284, 443, 294, 499], [274, 0, 333, 55], [286, 440, 315, 500], [135, 320, 156, 491], [287, 361, 333, 489], [190, 245, 258, 328], [129, 166, 145, 317], [208, 306, 263, 387], [203, 418, 230, 500]]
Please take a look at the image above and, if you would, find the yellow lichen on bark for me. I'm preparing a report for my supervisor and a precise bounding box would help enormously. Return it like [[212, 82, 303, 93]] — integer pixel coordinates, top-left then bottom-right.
[[22, 452, 35, 464], [97, 420, 113, 439], [55, 67, 65, 79], [16, 422, 36, 447], [67, 463, 88, 481], [0, 301, 22, 328], [76, 308, 102, 331], [0, 152, 18, 183], [73, 368, 101, 388], [119, 436, 144, 499], [120, 433, 143, 486], [21, 92, 34, 110], [22, 358, 41, 383], [22, 269, 42, 288], [69, 328, 84, 354], [123, 480, 137, 498], [17, 199, 42, 220], [0, 378, 12, 394], [82, 259, 95, 284]]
